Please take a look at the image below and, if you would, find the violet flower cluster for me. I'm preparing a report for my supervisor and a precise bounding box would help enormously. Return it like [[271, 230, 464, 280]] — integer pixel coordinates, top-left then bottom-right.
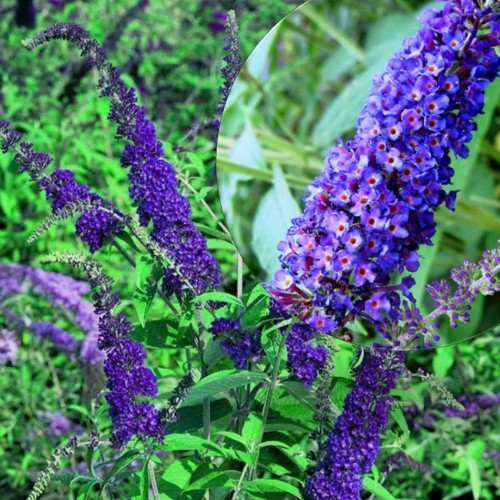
[[41, 411, 84, 441], [406, 391, 500, 429], [267, 0, 500, 338], [22, 23, 220, 297], [0, 329, 18, 364], [45, 253, 164, 448], [385, 239, 500, 348], [0, 127, 124, 253], [208, 10, 228, 34], [0, 263, 104, 363], [304, 349, 405, 499], [382, 450, 434, 474], [425, 241, 500, 329], [209, 318, 264, 369], [268, 299, 329, 386], [15, 0, 36, 29], [285, 322, 328, 387]]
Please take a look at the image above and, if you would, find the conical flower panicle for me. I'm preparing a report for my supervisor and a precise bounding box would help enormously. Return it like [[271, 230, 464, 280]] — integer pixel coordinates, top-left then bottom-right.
[[267, 0, 500, 338]]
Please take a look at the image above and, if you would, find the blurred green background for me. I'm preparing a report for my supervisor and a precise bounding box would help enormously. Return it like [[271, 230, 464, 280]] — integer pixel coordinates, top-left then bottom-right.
[[217, 0, 500, 347]]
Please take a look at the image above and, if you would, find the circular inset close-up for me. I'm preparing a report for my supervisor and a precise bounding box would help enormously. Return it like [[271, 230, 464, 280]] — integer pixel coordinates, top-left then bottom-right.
[[216, 0, 500, 349]]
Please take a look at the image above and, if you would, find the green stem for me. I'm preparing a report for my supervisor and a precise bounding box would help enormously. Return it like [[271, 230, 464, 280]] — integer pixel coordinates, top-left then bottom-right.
[[251, 325, 292, 480], [195, 305, 211, 441], [179, 175, 233, 240], [148, 460, 161, 500]]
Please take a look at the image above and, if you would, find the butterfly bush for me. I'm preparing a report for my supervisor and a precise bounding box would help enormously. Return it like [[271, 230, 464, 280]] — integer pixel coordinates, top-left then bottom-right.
[[0, 263, 104, 362], [0, 131, 125, 253], [266, 0, 500, 343], [304, 349, 405, 499], [0, 22, 225, 446], [42, 253, 166, 448], [1, 2, 499, 498], [22, 23, 221, 296], [209, 318, 264, 369]]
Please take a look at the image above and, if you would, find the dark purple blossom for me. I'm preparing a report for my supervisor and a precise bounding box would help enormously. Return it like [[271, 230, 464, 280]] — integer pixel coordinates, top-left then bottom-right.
[[209, 11, 228, 34], [80, 329, 106, 364], [267, 0, 500, 340], [445, 393, 500, 419], [382, 450, 434, 474], [405, 391, 500, 430], [304, 349, 405, 499], [216, 11, 243, 127], [210, 318, 264, 369], [484, 448, 500, 463], [49, 0, 70, 9], [0, 329, 18, 364], [0, 130, 124, 253], [50, 254, 164, 447], [286, 322, 328, 387], [22, 23, 220, 296], [15, 0, 36, 29]]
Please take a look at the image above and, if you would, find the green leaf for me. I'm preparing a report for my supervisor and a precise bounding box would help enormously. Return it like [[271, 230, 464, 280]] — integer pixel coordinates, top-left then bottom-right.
[[181, 370, 269, 407], [390, 408, 410, 437], [159, 459, 197, 499], [85, 446, 97, 479], [135, 254, 155, 290], [281, 381, 317, 410], [133, 284, 157, 327], [133, 255, 158, 327], [214, 431, 249, 448], [363, 476, 397, 500], [130, 319, 174, 348], [169, 399, 233, 433], [193, 291, 244, 308], [185, 152, 205, 177], [251, 164, 301, 281], [100, 450, 142, 491], [243, 478, 302, 498], [194, 186, 215, 202], [466, 456, 482, 500], [242, 297, 269, 329], [330, 378, 353, 414], [242, 413, 264, 451], [331, 342, 356, 379], [139, 461, 150, 500], [186, 470, 237, 491], [246, 20, 281, 79], [465, 440, 485, 500], [300, 4, 364, 61], [432, 347, 455, 378], [164, 434, 224, 454], [76, 480, 100, 500], [194, 223, 233, 242]]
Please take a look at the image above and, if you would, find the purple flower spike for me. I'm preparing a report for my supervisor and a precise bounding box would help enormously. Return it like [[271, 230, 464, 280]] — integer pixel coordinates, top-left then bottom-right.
[[304, 349, 405, 499], [0, 132, 124, 253], [0, 329, 18, 364], [23, 23, 221, 296], [266, 0, 500, 336]]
